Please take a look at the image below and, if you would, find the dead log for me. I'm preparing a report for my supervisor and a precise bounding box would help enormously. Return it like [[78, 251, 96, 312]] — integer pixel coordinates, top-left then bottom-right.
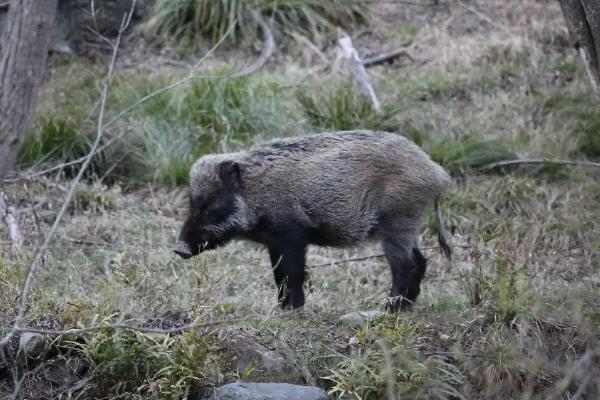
[[363, 48, 414, 67]]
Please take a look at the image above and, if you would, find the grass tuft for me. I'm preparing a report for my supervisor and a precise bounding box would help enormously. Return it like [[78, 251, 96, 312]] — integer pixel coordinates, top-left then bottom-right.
[[141, 0, 371, 47], [415, 135, 517, 175], [73, 329, 224, 398], [542, 92, 600, 158], [297, 82, 398, 132], [18, 117, 92, 170]]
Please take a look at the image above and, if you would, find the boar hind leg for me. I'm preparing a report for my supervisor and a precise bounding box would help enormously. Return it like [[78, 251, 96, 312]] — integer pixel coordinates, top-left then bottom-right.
[[268, 237, 307, 310], [382, 235, 427, 312]]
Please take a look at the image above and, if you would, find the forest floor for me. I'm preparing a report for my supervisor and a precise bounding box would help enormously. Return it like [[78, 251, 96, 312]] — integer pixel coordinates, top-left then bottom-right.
[[1, 1, 599, 399]]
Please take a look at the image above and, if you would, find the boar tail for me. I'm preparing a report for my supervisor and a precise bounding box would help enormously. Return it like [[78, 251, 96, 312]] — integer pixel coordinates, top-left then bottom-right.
[[435, 197, 452, 259]]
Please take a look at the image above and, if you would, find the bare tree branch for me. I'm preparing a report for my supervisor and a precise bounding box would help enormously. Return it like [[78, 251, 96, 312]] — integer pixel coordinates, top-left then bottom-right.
[[481, 158, 600, 170], [0, 0, 136, 349]]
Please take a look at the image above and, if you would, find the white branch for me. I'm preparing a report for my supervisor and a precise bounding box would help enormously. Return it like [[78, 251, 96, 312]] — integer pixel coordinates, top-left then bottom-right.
[[338, 33, 381, 113], [0, 192, 21, 257]]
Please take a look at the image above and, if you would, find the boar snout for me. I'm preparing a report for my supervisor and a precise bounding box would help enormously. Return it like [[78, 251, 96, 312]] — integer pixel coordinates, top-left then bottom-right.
[[173, 241, 197, 259]]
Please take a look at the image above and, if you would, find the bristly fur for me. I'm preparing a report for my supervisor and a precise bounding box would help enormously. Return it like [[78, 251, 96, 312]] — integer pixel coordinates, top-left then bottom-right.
[[177, 130, 452, 311]]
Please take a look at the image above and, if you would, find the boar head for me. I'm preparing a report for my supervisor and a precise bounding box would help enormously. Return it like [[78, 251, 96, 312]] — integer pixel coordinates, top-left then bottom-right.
[[174, 159, 244, 259]]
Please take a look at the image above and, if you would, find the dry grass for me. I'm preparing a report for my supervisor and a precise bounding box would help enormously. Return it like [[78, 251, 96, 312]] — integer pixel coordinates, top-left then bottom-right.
[[1, 0, 600, 399]]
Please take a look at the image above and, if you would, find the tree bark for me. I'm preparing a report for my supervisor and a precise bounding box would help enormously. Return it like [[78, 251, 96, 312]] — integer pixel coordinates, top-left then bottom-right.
[[0, 0, 57, 180], [558, 0, 600, 98]]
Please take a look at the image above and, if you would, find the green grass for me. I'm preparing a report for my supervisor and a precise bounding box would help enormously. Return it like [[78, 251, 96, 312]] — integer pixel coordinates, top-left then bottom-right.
[[541, 91, 600, 158], [3, 1, 600, 398], [73, 329, 225, 398], [297, 82, 399, 132], [141, 0, 371, 48], [18, 117, 92, 170]]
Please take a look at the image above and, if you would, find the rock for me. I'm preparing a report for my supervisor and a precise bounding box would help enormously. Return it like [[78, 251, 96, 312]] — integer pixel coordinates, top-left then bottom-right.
[[19, 332, 48, 359], [206, 383, 328, 400], [224, 332, 302, 383], [45, 356, 86, 387], [339, 311, 385, 327]]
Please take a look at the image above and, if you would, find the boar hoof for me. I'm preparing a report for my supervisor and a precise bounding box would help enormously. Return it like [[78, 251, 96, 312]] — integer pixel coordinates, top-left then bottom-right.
[[174, 242, 194, 259]]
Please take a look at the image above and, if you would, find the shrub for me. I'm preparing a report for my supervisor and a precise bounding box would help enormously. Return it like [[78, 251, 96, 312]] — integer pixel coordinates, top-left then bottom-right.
[[142, 0, 371, 46]]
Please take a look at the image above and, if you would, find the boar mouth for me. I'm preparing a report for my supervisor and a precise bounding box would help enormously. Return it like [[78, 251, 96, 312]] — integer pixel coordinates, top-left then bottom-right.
[[173, 241, 200, 259], [174, 240, 221, 259]]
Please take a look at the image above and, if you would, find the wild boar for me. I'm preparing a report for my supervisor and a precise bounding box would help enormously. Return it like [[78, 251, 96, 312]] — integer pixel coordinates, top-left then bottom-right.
[[174, 130, 451, 311]]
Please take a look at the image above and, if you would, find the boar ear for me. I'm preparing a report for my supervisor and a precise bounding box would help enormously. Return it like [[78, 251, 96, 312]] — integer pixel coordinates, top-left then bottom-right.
[[218, 160, 243, 187]]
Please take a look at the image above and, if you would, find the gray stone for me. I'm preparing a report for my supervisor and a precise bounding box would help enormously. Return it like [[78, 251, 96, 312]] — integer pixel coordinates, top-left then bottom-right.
[[339, 310, 385, 327], [225, 332, 302, 383], [19, 332, 48, 359], [207, 383, 328, 400]]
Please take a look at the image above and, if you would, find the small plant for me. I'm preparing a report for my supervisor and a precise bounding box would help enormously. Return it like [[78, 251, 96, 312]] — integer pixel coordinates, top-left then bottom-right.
[[297, 82, 398, 132], [459, 249, 492, 307], [325, 316, 467, 400], [74, 328, 224, 398], [72, 188, 118, 212]]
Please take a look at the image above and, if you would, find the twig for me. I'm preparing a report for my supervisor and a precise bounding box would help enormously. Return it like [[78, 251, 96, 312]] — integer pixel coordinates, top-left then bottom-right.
[[363, 48, 414, 68], [338, 32, 381, 113], [307, 245, 470, 269], [12, 311, 293, 337], [0, 0, 136, 349], [0, 192, 22, 257], [308, 253, 387, 269], [481, 158, 600, 170]]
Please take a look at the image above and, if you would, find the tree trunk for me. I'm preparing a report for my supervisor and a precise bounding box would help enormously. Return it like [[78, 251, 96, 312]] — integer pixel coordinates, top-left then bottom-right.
[[0, 0, 57, 180], [558, 0, 600, 98]]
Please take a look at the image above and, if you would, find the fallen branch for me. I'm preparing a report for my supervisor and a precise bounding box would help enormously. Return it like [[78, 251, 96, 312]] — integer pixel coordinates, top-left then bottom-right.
[[0, 1, 136, 348], [363, 48, 414, 68], [0, 192, 22, 257], [12, 311, 294, 337], [481, 158, 600, 170], [307, 245, 470, 270], [338, 32, 381, 112]]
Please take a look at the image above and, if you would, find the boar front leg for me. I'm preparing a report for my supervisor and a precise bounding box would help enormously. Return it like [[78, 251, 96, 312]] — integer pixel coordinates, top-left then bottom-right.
[[267, 233, 307, 310], [382, 234, 427, 312]]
